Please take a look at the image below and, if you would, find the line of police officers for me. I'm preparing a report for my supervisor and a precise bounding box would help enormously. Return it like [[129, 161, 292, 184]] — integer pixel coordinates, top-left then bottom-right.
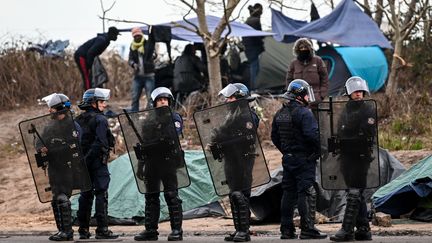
[[25, 75, 375, 242]]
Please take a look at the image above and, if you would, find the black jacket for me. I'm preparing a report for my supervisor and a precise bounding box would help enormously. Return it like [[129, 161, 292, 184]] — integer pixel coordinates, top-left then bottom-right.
[[128, 35, 156, 76], [74, 33, 111, 69]]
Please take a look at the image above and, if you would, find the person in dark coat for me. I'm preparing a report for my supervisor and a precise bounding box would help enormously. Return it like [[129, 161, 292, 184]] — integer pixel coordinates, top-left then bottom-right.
[[242, 3, 265, 90], [271, 79, 327, 240], [211, 83, 259, 242], [330, 76, 376, 242], [285, 38, 328, 103], [134, 87, 185, 241], [36, 93, 83, 241], [74, 27, 120, 90], [172, 44, 207, 103], [75, 88, 118, 240], [128, 27, 156, 111]]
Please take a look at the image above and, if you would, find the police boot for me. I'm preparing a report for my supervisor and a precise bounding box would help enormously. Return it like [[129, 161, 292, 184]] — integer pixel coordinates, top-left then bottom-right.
[[77, 192, 93, 239], [330, 193, 360, 242], [135, 194, 160, 241], [165, 191, 183, 241], [231, 192, 250, 242], [280, 225, 297, 240], [299, 186, 327, 240], [95, 192, 119, 240], [225, 194, 239, 241], [49, 199, 74, 241], [354, 203, 372, 241]]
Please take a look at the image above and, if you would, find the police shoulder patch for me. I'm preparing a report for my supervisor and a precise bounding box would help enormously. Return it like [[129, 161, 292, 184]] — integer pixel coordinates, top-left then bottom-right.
[[174, 121, 181, 128]]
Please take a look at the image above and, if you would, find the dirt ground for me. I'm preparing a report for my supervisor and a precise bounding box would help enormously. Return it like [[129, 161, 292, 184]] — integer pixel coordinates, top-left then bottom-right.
[[0, 102, 431, 236]]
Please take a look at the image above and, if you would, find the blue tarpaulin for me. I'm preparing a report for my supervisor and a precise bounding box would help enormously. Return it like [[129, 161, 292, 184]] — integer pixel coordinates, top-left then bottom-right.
[[334, 46, 388, 92], [120, 15, 273, 43], [271, 0, 392, 49]]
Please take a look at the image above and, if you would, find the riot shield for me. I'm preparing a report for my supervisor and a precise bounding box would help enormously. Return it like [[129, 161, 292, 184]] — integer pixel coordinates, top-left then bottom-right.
[[118, 106, 190, 194], [193, 99, 271, 196], [318, 99, 380, 190], [19, 110, 91, 203]]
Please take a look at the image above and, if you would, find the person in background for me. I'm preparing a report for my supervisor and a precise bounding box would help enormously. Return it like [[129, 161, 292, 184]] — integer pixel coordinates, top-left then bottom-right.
[[74, 27, 120, 91], [271, 79, 327, 240], [128, 27, 156, 111], [242, 3, 265, 90], [285, 38, 328, 106]]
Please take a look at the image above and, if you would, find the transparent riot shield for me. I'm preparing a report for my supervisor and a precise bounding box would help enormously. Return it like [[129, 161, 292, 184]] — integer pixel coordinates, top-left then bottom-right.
[[193, 99, 271, 196], [118, 106, 190, 194], [318, 99, 380, 190], [19, 110, 91, 203]]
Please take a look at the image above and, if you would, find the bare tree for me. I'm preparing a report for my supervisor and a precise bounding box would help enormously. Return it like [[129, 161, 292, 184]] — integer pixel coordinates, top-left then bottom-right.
[[98, 0, 116, 32]]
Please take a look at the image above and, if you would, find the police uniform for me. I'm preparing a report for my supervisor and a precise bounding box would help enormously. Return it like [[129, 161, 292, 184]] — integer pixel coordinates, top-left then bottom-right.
[[134, 87, 185, 241], [271, 79, 326, 240]]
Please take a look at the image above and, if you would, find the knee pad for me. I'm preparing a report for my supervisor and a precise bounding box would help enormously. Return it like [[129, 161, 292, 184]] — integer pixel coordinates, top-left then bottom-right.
[[164, 191, 181, 206], [145, 193, 160, 205], [55, 193, 70, 207]]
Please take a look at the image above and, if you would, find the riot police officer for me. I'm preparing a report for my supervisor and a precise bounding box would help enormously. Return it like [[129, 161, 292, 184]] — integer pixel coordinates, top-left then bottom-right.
[[38, 93, 82, 241], [75, 88, 118, 240], [134, 87, 185, 241], [216, 83, 258, 242], [271, 79, 327, 240], [330, 77, 376, 242]]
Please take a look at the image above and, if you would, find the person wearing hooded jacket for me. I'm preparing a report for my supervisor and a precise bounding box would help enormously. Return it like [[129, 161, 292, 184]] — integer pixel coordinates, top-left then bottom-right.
[[285, 38, 328, 103], [74, 27, 120, 91], [271, 79, 327, 240], [75, 88, 118, 240]]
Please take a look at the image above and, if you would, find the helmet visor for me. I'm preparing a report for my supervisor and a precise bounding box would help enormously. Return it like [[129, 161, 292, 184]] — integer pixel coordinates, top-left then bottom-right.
[[94, 88, 110, 101], [218, 83, 237, 98]]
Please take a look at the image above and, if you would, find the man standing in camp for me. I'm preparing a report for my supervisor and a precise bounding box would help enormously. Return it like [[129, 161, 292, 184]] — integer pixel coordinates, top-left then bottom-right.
[[243, 3, 265, 90], [271, 79, 327, 240], [128, 27, 156, 111], [329, 76, 376, 242], [286, 38, 328, 107], [75, 88, 118, 240], [74, 27, 120, 91]]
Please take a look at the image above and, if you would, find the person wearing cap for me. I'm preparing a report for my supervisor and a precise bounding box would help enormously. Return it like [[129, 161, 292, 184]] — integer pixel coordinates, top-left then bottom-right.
[[75, 88, 118, 240], [74, 26, 120, 91], [330, 77, 376, 242], [37, 93, 82, 241], [134, 87, 185, 241], [271, 79, 327, 240], [128, 26, 156, 111], [213, 83, 258, 242]]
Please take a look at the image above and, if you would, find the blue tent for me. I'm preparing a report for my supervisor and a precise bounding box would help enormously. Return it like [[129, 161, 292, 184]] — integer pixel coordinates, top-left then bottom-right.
[[271, 0, 392, 49], [120, 15, 273, 43]]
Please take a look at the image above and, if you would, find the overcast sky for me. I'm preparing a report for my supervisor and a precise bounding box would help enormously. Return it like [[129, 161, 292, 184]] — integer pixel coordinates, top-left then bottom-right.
[[0, 0, 337, 54]]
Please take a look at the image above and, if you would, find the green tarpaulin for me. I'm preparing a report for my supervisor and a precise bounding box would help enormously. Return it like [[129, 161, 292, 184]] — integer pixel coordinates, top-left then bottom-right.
[[71, 150, 220, 221]]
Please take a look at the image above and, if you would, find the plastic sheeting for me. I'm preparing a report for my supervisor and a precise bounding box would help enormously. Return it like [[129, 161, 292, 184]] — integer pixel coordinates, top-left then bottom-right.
[[373, 155, 432, 216], [71, 151, 220, 222]]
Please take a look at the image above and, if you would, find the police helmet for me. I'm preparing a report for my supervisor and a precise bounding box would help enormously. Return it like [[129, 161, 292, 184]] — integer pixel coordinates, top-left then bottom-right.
[[41, 93, 71, 111], [345, 76, 370, 96], [78, 88, 110, 110], [151, 87, 174, 107], [219, 83, 254, 101], [284, 79, 315, 103]]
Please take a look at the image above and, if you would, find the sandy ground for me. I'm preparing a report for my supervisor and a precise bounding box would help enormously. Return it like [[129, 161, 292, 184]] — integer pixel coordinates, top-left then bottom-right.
[[1, 103, 431, 236]]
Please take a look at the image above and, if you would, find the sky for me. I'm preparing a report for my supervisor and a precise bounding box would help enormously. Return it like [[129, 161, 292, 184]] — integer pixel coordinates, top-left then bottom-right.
[[0, 0, 336, 56]]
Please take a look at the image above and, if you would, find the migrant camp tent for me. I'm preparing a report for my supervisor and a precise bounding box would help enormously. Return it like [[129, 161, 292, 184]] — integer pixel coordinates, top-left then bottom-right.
[[372, 155, 432, 222], [253, 38, 388, 94], [271, 0, 392, 49]]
